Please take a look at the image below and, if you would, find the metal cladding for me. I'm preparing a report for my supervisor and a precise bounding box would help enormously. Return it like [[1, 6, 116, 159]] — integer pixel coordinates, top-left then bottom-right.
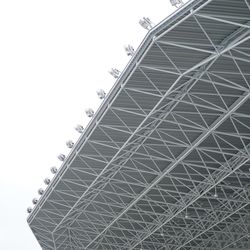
[[27, 1, 250, 250]]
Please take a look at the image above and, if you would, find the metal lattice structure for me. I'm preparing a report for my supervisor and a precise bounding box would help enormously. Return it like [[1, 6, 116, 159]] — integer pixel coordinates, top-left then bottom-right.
[[27, 0, 250, 249]]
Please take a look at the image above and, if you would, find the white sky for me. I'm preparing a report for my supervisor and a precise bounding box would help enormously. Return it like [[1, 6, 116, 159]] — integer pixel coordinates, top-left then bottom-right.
[[0, 1, 186, 249]]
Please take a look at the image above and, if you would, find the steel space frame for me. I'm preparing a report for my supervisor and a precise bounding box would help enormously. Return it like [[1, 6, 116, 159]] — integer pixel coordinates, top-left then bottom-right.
[[28, 0, 250, 249]]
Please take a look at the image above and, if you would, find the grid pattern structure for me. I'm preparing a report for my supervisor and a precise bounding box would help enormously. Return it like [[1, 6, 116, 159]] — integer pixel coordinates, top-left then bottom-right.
[[27, 0, 250, 249]]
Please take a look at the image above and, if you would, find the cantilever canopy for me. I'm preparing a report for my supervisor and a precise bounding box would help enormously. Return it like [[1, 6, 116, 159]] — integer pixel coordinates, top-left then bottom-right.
[[28, 0, 250, 249]]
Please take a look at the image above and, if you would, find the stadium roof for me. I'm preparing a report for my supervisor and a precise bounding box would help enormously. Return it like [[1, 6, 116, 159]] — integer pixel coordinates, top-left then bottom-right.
[[27, 0, 250, 249]]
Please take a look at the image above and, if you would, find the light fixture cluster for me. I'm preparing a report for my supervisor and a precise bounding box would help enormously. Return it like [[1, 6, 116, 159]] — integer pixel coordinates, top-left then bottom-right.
[[108, 17, 154, 81], [109, 68, 121, 79], [125, 45, 135, 56], [107, 0, 186, 82], [27, 13, 153, 215], [27, 181, 52, 214], [139, 17, 154, 30], [27, 4, 182, 215], [170, 0, 184, 8], [85, 108, 95, 118], [66, 140, 74, 149], [27, 123, 86, 214], [27, 87, 110, 214], [96, 89, 106, 100], [75, 124, 84, 133]]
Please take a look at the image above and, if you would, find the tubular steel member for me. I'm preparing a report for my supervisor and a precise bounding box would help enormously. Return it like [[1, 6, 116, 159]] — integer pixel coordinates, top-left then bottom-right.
[[27, 1, 250, 249]]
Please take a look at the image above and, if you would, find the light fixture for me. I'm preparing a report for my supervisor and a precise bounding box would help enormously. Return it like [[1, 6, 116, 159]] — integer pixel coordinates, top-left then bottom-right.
[[124, 45, 135, 56], [85, 108, 95, 118], [38, 188, 44, 195], [32, 198, 38, 205], [213, 187, 218, 198], [75, 124, 84, 133], [139, 17, 154, 30], [170, 0, 184, 8], [58, 154, 66, 161], [109, 68, 120, 79], [50, 166, 58, 174], [66, 140, 74, 149], [27, 207, 32, 213], [44, 178, 51, 185], [96, 89, 106, 99]]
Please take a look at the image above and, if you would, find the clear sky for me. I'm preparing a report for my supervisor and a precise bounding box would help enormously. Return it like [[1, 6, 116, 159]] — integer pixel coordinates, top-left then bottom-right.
[[0, 1, 186, 249]]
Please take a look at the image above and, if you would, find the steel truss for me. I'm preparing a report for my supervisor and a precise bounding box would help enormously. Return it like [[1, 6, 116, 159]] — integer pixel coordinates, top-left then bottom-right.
[[28, 0, 250, 249]]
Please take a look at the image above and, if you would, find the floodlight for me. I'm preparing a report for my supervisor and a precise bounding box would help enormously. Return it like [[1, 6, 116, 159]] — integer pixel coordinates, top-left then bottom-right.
[[139, 17, 154, 30], [27, 207, 32, 213], [75, 124, 84, 133], [170, 0, 184, 8], [125, 45, 135, 56], [58, 154, 66, 161], [109, 68, 120, 79], [96, 89, 106, 99], [213, 187, 218, 198], [38, 188, 44, 195], [32, 198, 38, 205], [50, 166, 58, 174], [85, 108, 94, 118], [44, 178, 51, 185], [66, 140, 74, 149]]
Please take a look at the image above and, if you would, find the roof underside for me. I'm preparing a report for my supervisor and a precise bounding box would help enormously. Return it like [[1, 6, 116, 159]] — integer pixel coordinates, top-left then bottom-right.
[[28, 0, 250, 249]]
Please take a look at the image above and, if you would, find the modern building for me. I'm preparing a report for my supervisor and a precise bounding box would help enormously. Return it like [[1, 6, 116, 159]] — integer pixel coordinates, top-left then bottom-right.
[[27, 0, 250, 249]]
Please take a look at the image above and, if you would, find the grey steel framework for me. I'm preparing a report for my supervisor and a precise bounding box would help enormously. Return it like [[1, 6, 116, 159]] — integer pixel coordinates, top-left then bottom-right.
[[27, 0, 250, 249]]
